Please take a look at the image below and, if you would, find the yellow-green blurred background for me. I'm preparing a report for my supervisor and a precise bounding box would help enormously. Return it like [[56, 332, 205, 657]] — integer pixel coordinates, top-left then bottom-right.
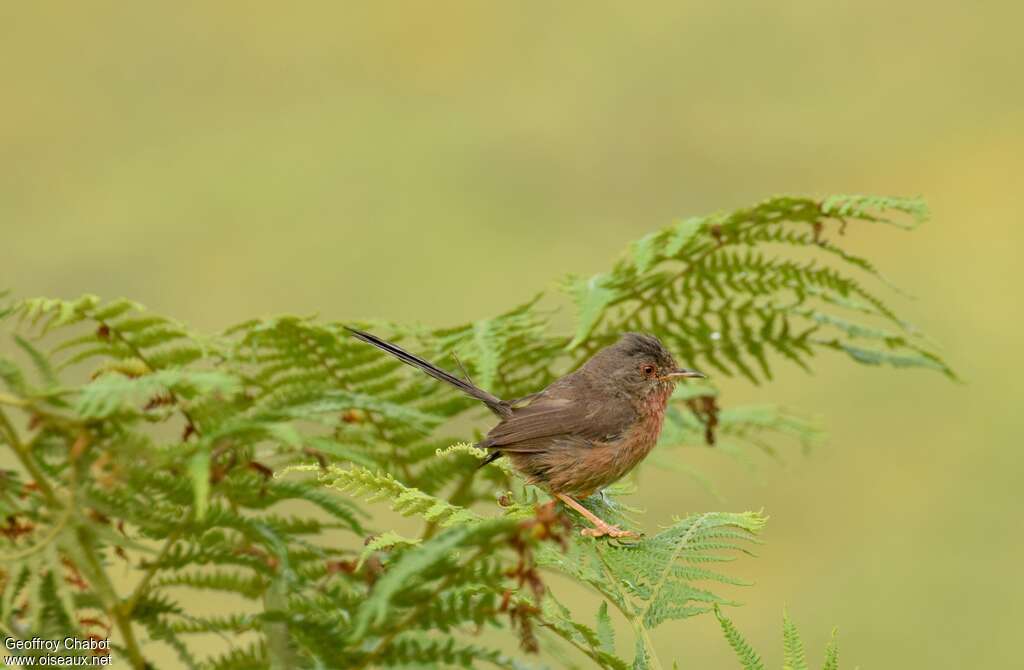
[[3, 2, 1021, 667]]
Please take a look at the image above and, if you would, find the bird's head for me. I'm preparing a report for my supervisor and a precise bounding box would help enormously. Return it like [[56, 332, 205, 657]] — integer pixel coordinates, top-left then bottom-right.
[[585, 333, 705, 401]]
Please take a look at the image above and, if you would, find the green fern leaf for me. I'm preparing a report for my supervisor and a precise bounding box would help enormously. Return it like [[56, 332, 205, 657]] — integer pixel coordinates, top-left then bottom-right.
[[0, 356, 26, 394], [287, 464, 481, 527], [374, 631, 536, 669], [596, 600, 616, 655], [357, 530, 421, 568], [75, 369, 240, 419], [151, 570, 266, 600], [348, 518, 516, 640], [13, 334, 57, 388], [713, 606, 765, 670], [820, 194, 928, 227], [782, 610, 809, 670], [565, 273, 625, 349], [821, 628, 839, 670], [828, 340, 956, 379]]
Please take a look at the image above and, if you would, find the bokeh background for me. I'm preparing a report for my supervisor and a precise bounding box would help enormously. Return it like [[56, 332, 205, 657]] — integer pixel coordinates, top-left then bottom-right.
[[3, 3, 1021, 667]]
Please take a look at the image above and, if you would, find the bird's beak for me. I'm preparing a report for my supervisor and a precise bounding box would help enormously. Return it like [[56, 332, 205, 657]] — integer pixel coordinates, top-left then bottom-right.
[[663, 367, 706, 380]]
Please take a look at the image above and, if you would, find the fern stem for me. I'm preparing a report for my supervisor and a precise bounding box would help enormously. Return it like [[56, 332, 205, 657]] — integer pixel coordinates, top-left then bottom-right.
[[263, 573, 301, 669], [73, 526, 148, 668], [637, 622, 666, 670], [123, 527, 183, 617], [0, 392, 29, 408], [0, 409, 59, 505], [591, 542, 666, 670]]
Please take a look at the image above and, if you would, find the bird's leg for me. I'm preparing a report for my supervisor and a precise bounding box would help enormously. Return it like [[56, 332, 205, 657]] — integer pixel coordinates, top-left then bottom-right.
[[554, 493, 638, 539]]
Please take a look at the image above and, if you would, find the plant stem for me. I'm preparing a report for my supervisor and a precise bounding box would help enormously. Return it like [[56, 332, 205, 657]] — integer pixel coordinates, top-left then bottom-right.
[[0, 393, 29, 408], [636, 622, 666, 670], [74, 526, 148, 669], [123, 527, 183, 616], [593, 542, 666, 670], [263, 573, 301, 670], [0, 409, 59, 505]]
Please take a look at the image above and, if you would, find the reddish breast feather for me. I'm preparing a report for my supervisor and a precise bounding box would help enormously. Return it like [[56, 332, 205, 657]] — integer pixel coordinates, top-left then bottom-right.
[[543, 383, 674, 496], [602, 385, 667, 485], [623, 383, 673, 463]]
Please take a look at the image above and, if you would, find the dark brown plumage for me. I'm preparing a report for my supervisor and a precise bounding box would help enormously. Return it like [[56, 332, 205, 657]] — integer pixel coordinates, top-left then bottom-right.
[[346, 329, 704, 538]]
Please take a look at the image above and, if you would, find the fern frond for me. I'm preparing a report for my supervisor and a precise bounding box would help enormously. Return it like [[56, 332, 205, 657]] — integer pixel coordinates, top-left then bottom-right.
[[406, 585, 500, 632], [596, 601, 616, 656], [150, 570, 265, 599], [13, 335, 58, 388], [284, 464, 481, 528], [168, 612, 258, 635], [782, 610, 809, 670], [629, 512, 764, 628], [820, 194, 928, 227], [563, 195, 952, 383], [714, 606, 765, 670], [10, 296, 208, 375], [139, 616, 202, 670], [75, 369, 240, 419], [348, 518, 517, 640], [539, 597, 632, 670], [821, 628, 839, 670], [0, 356, 27, 395], [372, 631, 535, 669], [198, 640, 268, 670], [715, 609, 842, 670], [357, 530, 421, 568]]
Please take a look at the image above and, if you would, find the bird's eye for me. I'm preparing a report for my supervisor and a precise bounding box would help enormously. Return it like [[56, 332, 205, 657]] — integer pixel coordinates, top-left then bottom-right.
[[641, 364, 656, 377]]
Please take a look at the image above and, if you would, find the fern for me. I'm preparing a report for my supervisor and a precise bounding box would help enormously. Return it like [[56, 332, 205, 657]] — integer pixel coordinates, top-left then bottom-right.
[[714, 606, 765, 670], [0, 195, 951, 668], [716, 607, 839, 670], [562, 195, 953, 384], [783, 610, 809, 670], [284, 463, 483, 527]]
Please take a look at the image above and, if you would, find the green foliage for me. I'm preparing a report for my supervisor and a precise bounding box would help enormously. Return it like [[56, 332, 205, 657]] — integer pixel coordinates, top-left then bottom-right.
[[563, 195, 953, 383], [0, 196, 949, 668], [715, 607, 839, 670], [783, 610, 809, 670], [714, 605, 765, 670]]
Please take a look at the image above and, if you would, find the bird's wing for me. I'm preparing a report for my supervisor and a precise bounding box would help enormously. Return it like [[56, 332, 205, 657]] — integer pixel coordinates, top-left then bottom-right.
[[481, 386, 636, 453]]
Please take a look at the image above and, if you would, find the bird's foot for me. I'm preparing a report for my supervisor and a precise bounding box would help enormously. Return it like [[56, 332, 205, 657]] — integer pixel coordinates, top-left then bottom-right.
[[580, 522, 639, 539]]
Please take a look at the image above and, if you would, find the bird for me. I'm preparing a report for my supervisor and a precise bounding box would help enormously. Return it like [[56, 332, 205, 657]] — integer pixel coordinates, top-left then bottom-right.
[[345, 328, 705, 538]]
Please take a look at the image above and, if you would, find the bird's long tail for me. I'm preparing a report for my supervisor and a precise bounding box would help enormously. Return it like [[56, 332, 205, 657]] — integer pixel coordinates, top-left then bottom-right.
[[345, 327, 509, 417]]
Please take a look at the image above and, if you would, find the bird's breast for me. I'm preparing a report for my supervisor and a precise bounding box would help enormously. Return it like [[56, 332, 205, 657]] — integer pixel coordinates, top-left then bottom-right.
[[621, 384, 673, 461], [569, 386, 671, 494], [510, 385, 674, 497]]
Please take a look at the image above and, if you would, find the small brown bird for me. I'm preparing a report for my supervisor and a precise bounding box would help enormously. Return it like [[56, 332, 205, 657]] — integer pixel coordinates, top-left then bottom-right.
[[346, 329, 705, 538]]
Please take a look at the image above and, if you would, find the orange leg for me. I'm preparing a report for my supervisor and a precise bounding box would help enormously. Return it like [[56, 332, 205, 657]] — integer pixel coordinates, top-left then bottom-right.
[[554, 493, 639, 539]]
